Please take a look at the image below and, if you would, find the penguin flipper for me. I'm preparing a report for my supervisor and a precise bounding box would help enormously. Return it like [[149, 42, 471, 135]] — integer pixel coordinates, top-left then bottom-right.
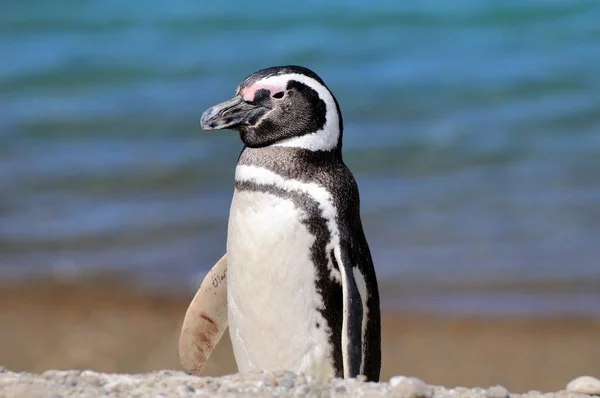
[[337, 240, 364, 378], [179, 254, 228, 375]]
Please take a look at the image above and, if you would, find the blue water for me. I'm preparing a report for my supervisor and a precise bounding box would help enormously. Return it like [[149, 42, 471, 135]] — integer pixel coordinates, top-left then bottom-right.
[[1, 1, 600, 314]]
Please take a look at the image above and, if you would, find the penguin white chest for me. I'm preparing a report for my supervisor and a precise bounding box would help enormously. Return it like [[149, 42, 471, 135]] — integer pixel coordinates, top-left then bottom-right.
[[226, 189, 334, 378]]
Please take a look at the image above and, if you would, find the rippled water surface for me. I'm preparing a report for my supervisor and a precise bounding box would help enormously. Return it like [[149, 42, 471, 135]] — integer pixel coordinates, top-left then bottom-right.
[[1, 1, 600, 314]]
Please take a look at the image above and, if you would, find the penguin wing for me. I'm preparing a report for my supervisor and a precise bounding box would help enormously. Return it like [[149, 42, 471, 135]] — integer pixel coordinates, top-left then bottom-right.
[[336, 239, 365, 378], [179, 254, 228, 375]]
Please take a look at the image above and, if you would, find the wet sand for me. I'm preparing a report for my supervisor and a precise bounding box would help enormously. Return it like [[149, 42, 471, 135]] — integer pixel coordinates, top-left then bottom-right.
[[1, 277, 599, 393]]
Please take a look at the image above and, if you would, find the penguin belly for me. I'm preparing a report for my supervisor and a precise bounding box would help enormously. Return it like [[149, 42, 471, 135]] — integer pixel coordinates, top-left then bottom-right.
[[227, 189, 335, 379]]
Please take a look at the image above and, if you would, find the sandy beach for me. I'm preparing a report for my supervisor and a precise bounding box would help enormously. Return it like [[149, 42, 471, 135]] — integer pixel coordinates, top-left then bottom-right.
[[1, 276, 599, 394]]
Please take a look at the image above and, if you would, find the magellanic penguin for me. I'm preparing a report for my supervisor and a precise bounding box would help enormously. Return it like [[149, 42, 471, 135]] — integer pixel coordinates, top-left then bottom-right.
[[179, 65, 381, 381]]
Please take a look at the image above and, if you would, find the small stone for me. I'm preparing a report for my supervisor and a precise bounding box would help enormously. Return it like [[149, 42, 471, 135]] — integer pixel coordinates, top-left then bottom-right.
[[485, 385, 509, 398], [277, 370, 297, 388], [454, 387, 471, 394], [390, 376, 408, 388], [334, 386, 346, 393], [295, 384, 310, 395], [566, 376, 600, 395], [278, 378, 294, 389], [389, 376, 433, 398], [79, 375, 103, 387]]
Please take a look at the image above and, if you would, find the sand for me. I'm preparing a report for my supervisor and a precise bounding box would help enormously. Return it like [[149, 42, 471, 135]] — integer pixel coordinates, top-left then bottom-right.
[[1, 277, 599, 395]]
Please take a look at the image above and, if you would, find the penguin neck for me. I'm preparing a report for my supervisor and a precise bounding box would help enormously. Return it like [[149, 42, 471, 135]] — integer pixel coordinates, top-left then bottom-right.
[[237, 146, 343, 181]]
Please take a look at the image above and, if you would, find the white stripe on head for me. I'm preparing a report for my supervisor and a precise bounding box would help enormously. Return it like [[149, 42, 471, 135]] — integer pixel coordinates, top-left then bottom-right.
[[249, 73, 340, 151], [235, 164, 342, 282]]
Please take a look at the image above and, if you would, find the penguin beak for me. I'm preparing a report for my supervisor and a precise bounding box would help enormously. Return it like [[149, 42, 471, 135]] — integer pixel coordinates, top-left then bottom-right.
[[201, 96, 264, 131]]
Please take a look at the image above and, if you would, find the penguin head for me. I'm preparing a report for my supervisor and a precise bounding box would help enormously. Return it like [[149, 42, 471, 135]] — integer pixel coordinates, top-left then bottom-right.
[[201, 66, 343, 152]]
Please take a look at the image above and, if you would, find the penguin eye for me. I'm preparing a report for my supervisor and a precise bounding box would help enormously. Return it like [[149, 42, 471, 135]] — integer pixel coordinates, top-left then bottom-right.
[[272, 91, 284, 99]]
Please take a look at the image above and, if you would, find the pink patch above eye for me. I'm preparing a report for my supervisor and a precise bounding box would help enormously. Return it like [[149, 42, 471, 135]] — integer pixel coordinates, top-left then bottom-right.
[[242, 84, 285, 101]]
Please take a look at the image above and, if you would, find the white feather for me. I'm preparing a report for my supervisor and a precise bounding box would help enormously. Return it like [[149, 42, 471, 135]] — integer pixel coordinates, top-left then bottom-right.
[[227, 189, 335, 379], [235, 164, 342, 282]]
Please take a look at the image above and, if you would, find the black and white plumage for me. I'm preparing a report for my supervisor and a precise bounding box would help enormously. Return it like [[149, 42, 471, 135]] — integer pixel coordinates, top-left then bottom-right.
[[197, 65, 381, 381]]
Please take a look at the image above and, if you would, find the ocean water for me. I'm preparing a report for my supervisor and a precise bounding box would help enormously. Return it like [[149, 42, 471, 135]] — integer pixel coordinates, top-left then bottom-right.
[[1, 1, 599, 315]]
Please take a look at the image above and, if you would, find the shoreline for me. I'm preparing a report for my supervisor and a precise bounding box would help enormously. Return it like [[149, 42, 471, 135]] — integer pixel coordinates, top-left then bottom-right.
[[4, 270, 600, 317], [1, 278, 599, 392]]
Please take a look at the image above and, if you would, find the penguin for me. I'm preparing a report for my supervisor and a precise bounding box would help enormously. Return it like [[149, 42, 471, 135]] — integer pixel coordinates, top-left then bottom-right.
[[179, 65, 381, 381]]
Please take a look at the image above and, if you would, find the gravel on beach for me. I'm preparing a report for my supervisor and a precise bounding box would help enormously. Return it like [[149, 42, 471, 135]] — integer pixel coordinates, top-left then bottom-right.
[[1, 367, 599, 398]]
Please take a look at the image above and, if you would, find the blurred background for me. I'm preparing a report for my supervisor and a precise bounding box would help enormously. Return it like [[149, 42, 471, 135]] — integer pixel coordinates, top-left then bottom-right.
[[1, 0, 599, 393]]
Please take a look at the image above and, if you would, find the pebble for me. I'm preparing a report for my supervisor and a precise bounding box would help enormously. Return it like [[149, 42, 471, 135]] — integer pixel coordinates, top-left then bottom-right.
[[389, 375, 433, 398], [449, 387, 467, 394], [278, 371, 296, 389], [295, 384, 310, 395], [78, 375, 103, 388], [566, 376, 600, 395], [485, 385, 509, 398]]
